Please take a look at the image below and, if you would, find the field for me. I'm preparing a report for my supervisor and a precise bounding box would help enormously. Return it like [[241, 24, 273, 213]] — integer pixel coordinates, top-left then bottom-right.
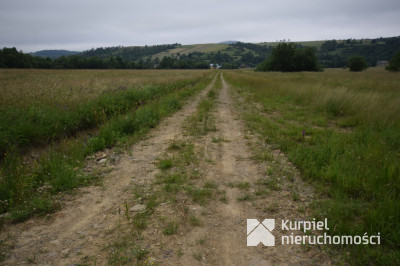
[[224, 68, 400, 264], [151, 43, 230, 60], [0, 69, 212, 219], [0, 68, 399, 265]]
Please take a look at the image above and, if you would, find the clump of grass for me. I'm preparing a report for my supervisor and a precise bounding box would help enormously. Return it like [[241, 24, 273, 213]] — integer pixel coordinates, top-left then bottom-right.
[[237, 193, 252, 202], [189, 214, 202, 226], [291, 189, 300, 202], [186, 186, 213, 205], [203, 180, 218, 189], [156, 158, 173, 170], [163, 220, 179, 235], [193, 252, 203, 261], [252, 151, 274, 162], [236, 181, 251, 190], [259, 176, 281, 191], [264, 202, 279, 213]]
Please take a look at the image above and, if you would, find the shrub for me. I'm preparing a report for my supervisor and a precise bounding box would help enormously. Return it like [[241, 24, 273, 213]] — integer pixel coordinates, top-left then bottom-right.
[[348, 55, 368, 71], [386, 51, 400, 71]]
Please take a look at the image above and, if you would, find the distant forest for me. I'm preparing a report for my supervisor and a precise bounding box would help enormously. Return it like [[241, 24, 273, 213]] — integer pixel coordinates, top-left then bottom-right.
[[1, 36, 399, 69]]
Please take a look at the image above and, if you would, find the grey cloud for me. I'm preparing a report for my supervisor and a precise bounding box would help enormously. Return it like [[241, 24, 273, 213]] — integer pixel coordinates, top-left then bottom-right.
[[0, 0, 399, 52]]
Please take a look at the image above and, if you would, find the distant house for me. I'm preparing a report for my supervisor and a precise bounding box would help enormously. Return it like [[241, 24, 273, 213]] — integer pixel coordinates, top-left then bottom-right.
[[210, 63, 221, 69], [376, 60, 389, 66]]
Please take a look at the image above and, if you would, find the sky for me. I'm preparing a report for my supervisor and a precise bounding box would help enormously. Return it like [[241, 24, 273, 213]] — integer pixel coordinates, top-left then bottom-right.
[[0, 0, 399, 52]]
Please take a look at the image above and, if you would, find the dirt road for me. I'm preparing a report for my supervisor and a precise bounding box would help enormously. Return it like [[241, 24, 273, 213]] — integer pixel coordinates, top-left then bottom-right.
[[1, 74, 331, 265]]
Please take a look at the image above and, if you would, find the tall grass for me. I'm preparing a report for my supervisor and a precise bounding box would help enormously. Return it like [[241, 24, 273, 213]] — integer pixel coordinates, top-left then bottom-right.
[[0, 70, 213, 223], [224, 68, 400, 265], [0, 69, 210, 156]]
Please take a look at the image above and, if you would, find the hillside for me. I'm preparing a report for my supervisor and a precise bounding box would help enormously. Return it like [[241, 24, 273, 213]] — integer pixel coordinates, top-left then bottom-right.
[[76, 36, 400, 68], [3, 36, 399, 69], [30, 50, 80, 58]]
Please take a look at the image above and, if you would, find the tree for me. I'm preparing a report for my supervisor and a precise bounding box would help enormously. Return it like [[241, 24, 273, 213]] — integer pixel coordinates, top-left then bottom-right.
[[256, 43, 320, 72], [159, 56, 175, 69], [348, 55, 368, 71], [386, 51, 400, 71]]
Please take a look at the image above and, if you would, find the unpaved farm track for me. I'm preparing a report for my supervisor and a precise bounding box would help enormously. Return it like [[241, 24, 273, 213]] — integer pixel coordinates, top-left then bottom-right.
[[1, 74, 332, 265]]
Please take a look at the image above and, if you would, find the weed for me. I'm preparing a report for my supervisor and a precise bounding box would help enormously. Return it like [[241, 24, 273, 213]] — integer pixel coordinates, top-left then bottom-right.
[[219, 195, 228, 203], [236, 181, 251, 190], [255, 188, 268, 196], [177, 248, 184, 257], [203, 180, 218, 189], [156, 158, 173, 170], [189, 214, 202, 226], [264, 202, 279, 213], [193, 252, 203, 261], [186, 186, 213, 205], [163, 221, 179, 235], [291, 189, 300, 202], [237, 193, 252, 202]]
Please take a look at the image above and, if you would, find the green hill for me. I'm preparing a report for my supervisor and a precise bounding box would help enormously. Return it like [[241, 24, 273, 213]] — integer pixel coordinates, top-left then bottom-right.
[[30, 50, 80, 59], [4, 36, 399, 69], [76, 36, 400, 68]]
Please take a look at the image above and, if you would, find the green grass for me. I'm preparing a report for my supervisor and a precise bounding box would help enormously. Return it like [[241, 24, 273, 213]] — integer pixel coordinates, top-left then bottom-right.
[[189, 214, 202, 226], [236, 181, 251, 190], [156, 158, 173, 170], [185, 75, 221, 136], [0, 72, 213, 223], [163, 220, 179, 235], [224, 68, 400, 265], [0, 70, 209, 157]]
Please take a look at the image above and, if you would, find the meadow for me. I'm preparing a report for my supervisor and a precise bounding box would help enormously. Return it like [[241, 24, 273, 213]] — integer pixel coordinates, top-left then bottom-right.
[[224, 68, 400, 265], [0, 69, 210, 155], [0, 67, 399, 265], [0, 69, 213, 222]]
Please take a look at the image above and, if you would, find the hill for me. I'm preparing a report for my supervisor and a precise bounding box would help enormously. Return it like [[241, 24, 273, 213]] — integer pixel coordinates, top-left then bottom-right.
[[3, 36, 399, 69], [30, 50, 80, 59], [75, 36, 400, 68]]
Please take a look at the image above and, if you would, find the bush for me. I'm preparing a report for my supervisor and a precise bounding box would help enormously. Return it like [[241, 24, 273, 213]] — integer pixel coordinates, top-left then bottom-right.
[[386, 51, 400, 71], [348, 55, 368, 71]]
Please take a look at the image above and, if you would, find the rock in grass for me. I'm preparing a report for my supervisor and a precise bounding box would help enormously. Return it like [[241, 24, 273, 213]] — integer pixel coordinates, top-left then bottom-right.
[[97, 158, 107, 164], [96, 153, 107, 161], [129, 204, 146, 212]]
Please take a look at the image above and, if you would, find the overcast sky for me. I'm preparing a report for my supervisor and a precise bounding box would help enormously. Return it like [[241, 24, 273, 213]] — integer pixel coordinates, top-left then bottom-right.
[[1, 0, 399, 52]]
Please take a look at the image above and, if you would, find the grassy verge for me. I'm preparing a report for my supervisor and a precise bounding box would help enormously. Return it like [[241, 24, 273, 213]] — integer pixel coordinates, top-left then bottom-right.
[[224, 69, 400, 265], [0, 73, 213, 224]]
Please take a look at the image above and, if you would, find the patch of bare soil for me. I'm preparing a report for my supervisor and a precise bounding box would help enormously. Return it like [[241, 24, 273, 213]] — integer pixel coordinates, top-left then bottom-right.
[[1, 74, 332, 265]]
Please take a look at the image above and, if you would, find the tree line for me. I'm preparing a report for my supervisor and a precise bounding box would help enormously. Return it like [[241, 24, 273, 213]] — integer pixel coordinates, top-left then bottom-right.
[[0, 47, 210, 69], [319, 37, 400, 68]]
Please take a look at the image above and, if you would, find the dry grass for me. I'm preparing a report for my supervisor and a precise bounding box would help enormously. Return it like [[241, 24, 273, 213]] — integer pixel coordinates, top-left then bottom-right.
[[0, 69, 209, 108]]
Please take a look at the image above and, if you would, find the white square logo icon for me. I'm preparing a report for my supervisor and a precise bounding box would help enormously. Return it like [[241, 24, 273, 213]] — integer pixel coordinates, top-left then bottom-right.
[[247, 219, 275, 246]]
